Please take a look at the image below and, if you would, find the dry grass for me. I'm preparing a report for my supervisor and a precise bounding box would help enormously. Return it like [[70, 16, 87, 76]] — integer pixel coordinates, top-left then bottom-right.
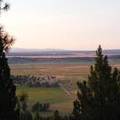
[[10, 64, 90, 79]]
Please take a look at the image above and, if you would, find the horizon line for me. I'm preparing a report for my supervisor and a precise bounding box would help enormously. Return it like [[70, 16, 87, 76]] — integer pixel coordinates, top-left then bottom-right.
[[11, 47, 120, 52]]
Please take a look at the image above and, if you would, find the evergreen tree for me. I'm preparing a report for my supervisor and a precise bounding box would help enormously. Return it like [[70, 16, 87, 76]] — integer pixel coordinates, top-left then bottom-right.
[[18, 92, 33, 120], [34, 112, 40, 120], [0, 1, 17, 119], [53, 110, 61, 120], [73, 45, 120, 120], [0, 27, 17, 120], [19, 92, 28, 112]]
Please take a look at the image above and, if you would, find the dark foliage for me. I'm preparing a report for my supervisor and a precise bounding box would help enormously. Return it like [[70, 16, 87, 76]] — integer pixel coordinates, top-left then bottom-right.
[[11, 75, 59, 88], [32, 102, 50, 112], [0, 27, 16, 119], [0, 1, 17, 119], [18, 92, 28, 112], [34, 112, 41, 120], [73, 45, 120, 120]]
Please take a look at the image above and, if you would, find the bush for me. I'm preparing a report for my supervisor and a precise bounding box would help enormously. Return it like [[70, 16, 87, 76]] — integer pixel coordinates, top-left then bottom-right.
[[32, 102, 50, 112]]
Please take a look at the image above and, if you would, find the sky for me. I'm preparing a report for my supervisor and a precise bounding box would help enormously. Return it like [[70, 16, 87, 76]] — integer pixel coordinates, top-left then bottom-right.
[[1, 0, 120, 50]]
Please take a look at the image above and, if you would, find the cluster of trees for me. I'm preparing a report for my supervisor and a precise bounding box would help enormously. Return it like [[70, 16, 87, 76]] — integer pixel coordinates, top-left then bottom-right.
[[72, 46, 120, 120], [17, 110, 70, 120], [15, 92, 69, 120], [1, 0, 120, 120], [11, 75, 59, 88], [32, 102, 50, 112]]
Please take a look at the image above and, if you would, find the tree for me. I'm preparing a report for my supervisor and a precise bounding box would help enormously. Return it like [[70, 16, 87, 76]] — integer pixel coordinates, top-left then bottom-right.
[[53, 110, 61, 120], [0, 27, 17, 120], [0, 0, 10, 13], [18, 92, 33, 120], [19, 92, 28, 112], [34, 112, 41, 120], [0, 0, 17, 120], [73, 45, 120, 120]]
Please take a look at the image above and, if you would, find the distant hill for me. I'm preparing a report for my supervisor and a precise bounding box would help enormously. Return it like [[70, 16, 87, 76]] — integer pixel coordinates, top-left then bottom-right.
[[10, 48, 68, 53], [6, 48, 120, 65], [8, 48, 120, 58]]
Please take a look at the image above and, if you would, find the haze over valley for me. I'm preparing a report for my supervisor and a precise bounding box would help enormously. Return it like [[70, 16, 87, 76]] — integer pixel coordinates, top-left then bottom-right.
[[7, 48, 120, 64]]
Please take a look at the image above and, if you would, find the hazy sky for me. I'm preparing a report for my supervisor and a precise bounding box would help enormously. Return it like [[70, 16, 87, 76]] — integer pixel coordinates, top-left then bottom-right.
[[1, 0, 120, 50]]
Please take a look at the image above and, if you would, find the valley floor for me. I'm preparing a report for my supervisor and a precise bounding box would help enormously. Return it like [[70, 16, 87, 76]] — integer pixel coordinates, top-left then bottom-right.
[[10, 63, 120, 113]]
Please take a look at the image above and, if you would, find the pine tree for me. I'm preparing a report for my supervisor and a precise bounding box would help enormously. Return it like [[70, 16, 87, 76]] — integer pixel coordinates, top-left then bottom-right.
[[73, 45, 120, 120], [34, 112, 40, 120], [0, 27, 17, 120], [0, 1, 17, 119], [53, 110, 61, 120]]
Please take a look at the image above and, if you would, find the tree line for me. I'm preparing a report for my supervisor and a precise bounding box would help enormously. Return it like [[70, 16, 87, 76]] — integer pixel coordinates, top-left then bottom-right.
[[11, 75, 59, 88]]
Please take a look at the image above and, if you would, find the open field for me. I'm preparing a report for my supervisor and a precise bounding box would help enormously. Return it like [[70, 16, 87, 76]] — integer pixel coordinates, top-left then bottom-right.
[[17, 87, 73, 104], [10, 63, 120, 113], [17, 87, 75, 113], [10, 64, 91, 82], [10, 64, 91, 90]]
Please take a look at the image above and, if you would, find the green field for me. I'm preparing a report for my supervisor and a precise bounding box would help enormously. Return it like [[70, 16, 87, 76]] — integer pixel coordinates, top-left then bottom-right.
[[17, 87, 74, 112], [17, 87, 73, 104]]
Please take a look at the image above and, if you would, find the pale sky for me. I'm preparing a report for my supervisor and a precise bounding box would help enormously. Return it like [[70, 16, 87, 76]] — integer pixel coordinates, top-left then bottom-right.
[[1, 0, 120, 50]]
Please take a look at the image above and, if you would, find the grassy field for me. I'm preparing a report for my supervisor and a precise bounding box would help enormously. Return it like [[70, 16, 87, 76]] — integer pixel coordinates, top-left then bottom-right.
[[17, 87, 73, 104], [10, 64, 90, 85], [10, 64, 90, 77], [10, 63, 120, 113], [17, 87, 74, 113]]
